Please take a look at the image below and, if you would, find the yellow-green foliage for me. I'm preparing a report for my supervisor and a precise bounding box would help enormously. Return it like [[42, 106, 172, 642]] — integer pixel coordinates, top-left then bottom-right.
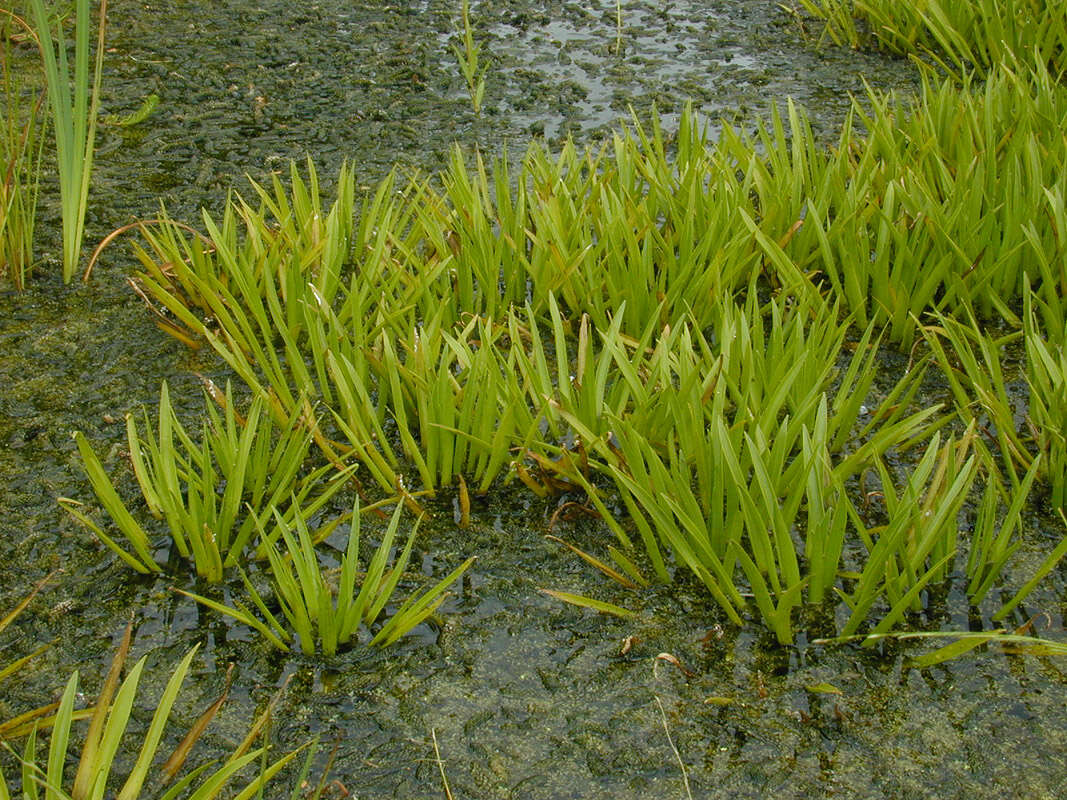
[[29, 0, 105, 283], [62, 382, 352, 582], [793, 0, 1067, 78], [180, 500, 475, 656], [75, 63, 1067, 650]]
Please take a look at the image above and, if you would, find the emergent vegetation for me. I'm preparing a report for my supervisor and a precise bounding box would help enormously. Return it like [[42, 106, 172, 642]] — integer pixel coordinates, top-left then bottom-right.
[[60, 53, 1063, 654], [1, 623, 301, 800], [61, 382, 353, 582], [3, 15, 1064, 778], [0, 8, 45, 290], [791, 0, 1067, 79], [29, 0, 105, 283], [179, 500, 475, 655]]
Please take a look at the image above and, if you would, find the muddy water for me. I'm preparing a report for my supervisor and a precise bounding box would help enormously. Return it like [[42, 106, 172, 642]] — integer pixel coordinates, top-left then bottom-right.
[[2, 1, 1065, 798]]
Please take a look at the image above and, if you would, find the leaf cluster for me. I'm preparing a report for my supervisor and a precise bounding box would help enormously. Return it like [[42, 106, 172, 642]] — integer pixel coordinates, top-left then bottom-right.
[[70, 60, 1067, 653]]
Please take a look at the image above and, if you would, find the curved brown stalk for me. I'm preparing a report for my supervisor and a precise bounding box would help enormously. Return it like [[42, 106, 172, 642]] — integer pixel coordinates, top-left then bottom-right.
[[83, 218, 213, 281]]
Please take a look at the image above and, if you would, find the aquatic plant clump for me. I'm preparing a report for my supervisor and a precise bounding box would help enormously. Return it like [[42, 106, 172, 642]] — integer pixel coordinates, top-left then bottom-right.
[[82, 56, 1067, 652], [62, 381, 353, 582], [792, 0, 1067, 78], [128, 60, 1067, 362], [29, 0, 105, 284], [737, 63, 1067, 347], [530, 297, 980, 645], [180, 500, 475, 656], [1025, 306, 1067, 509]]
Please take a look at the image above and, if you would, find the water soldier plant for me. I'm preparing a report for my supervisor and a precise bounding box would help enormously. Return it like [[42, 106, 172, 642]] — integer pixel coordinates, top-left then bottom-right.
[[1024, 312, 1067, 509], [533, 295, 945, 643], [61, 382, 353, 582], [180, 500, 475, 655], [791, 0, 1067, 79], [122, 60, 1067, 361], [734, 61, 1067, 347], [68, 52, 1067, 658], [63, 381, 476, 653], [5, 3, 1067, 794], [923, 293, 1067, 511], [452, 0, 486, 115], [121, 110, 762, 349]]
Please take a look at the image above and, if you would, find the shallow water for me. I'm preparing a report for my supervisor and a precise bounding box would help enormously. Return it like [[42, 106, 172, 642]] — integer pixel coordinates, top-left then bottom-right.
[[2, 1, 1065, 797]]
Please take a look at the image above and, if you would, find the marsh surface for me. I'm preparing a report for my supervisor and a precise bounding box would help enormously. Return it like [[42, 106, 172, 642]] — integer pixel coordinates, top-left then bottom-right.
[[1, 1, 1065, 797]]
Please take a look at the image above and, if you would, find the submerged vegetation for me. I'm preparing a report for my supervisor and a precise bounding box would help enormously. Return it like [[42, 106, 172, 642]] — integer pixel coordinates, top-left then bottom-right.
[[3, 0, 1067, 793], [0, 579, 55, 742]]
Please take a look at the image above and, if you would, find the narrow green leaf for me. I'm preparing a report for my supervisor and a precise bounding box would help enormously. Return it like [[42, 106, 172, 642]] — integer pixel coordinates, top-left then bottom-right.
[[538, 589, 636, 618]]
